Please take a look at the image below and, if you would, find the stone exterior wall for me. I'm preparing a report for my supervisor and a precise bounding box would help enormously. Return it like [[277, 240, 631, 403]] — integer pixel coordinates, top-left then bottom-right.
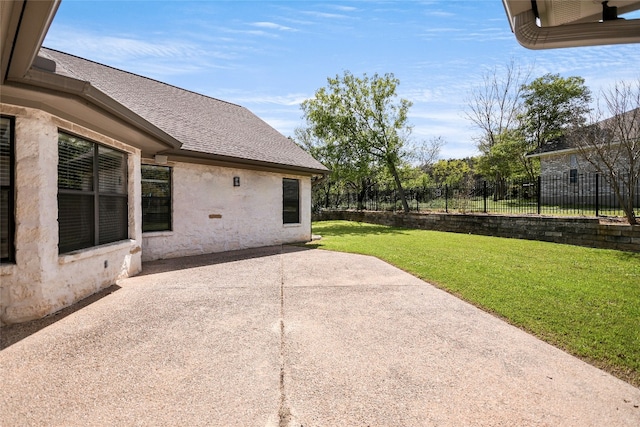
[[315, 210, 640, 252], [0, 104, 143, 325], [539, 152, 594, 176], [142, 162, 312, 261], [539, 152, 624, 207]]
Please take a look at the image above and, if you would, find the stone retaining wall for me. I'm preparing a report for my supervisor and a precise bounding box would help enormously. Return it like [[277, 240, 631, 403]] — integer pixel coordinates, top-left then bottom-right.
[[314, 211, 640, 252]]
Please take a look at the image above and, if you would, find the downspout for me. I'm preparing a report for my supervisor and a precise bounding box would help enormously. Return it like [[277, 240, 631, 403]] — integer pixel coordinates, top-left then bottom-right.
[[513, 8, 640, 49]]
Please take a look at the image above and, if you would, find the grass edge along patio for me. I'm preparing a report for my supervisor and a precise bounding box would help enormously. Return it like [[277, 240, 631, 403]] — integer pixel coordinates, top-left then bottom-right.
[[310, 220, 640, 388]]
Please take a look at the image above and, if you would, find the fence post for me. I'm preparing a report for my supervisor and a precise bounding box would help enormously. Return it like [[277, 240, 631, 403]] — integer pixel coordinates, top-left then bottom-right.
[[483, 181, 487, 213], [537, 176, 541, 215], [375, 187, 378, 211], [445, 184, 449, 213], [595, 173, 599, 217]]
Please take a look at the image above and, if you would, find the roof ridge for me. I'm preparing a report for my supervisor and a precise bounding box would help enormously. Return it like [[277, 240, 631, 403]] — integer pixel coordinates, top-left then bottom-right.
[[40, 46, 244, 109]]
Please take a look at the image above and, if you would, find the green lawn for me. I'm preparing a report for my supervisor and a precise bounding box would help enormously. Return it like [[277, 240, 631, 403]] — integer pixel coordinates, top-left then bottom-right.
[[309, 220, 640, 386]]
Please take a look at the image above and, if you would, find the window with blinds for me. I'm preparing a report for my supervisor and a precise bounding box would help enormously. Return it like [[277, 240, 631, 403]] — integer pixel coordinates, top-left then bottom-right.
[[283, 178, 300, 224], [58, 132, 128, 253], [1, 116, 15, 262], [141, 164, 171, 232]]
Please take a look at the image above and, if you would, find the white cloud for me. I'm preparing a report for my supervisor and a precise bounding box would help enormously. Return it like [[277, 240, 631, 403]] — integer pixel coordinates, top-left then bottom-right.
[[425, 10, 455, 18], [330, 5, 357, 12], [259, 117, 302, 137], [301, 10, 350, 20], [230, 93, 309, 107], [250, 21, 296, 31], [44, 26, 238, 77]]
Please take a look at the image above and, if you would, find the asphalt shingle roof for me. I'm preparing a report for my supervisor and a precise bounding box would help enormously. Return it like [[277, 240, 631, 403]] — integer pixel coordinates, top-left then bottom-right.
[[40, 48, 327, 173], [526, 107, 640, 158]]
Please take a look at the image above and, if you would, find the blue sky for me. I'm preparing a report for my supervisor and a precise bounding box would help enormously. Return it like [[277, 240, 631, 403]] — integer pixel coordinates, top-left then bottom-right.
[[44, 1, 640, 159]]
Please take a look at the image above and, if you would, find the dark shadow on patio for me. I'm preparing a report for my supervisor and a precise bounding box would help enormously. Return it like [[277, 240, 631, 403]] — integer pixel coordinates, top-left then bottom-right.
[[0, 285, 121, 351], [138, 244, 314, 276]]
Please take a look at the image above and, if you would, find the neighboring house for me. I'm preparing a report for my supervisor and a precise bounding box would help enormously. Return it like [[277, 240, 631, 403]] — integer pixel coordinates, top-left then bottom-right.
[[0, 0, 327, 325], [526, 108, 639, 206]]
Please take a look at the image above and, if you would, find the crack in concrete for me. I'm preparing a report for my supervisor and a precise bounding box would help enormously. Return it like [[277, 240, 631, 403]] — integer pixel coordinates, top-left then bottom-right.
[[278, 246, 293, 427]]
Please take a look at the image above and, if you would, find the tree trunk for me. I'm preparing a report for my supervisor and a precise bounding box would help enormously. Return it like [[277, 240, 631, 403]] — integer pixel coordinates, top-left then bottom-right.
[[388, 161, 410, 213], [605, 172, 637, 225], [323, 182, 333, 209], [357, 179, 367, 210], [623, 179, 638, 225]]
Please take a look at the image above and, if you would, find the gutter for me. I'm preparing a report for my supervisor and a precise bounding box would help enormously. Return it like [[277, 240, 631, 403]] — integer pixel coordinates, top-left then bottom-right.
[[162, 149, 330, 176], [512, 8, 640, 50]]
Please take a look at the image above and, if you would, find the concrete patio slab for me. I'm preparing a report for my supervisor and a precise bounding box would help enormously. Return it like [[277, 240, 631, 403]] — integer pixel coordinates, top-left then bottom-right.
[[280, 248, 640, 425], [1, 245, 639, 426]]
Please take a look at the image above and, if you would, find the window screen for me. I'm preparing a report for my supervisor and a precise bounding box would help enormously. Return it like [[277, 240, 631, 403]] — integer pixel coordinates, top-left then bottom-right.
[[1, 116, 14, 262], [141, 164, 172, 232], [58, 133, 128, 253], [283, 178, 300, 224]]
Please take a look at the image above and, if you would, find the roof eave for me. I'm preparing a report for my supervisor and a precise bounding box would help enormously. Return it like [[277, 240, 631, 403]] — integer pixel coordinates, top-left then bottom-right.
[[11, 67, 182, 151], [2, 0, 60, 82], [525, 146, 581, 159], [161, 149, 329, 176], [526, 140, 628, 159]]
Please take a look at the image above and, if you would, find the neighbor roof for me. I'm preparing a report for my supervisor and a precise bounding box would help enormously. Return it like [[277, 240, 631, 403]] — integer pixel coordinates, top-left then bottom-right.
[[526, 107, 640, 158], [525, 136, 575, 158], [39, 47, 327, 174]]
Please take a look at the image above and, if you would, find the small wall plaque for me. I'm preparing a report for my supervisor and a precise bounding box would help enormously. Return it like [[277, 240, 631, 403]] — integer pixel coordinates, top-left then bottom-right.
[[233, 176, 240, 187]]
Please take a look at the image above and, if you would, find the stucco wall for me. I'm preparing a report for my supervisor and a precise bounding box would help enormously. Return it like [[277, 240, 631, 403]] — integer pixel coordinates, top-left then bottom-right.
[[142, 161, 312, 261], [0, 104, 143, 325]]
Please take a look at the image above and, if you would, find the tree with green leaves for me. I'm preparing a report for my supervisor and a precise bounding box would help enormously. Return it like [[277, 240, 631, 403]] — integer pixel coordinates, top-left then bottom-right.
[[295, 126, 379, 210], [301, 71, 413, 213], [431, 158, 473, 188], [475, 129, 539, 182], [520, 73, 592, 150]]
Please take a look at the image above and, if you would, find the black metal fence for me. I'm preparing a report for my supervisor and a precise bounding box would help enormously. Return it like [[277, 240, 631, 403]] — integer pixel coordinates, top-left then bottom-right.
[[315, 172, 639, 219]]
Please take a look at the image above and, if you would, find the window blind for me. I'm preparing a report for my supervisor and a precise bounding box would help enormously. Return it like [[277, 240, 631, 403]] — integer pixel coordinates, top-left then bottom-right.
[[58, 133, 128, 253]]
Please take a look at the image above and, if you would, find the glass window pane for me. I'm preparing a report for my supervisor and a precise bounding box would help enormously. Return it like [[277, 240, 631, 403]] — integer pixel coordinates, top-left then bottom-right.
[[99, 196, 128, 244], [1, 117, 10, 187], [141, 165, 170, 197], [99, 146, 127, 194], [58, 133, 94, 191], [141, 165, 171, 232], [58, 132, 128, 253], [283, 178, 300, 224], [142, 197, 171, 232], [58, 193, 94, 253], [1, 188, 9, 259], [1, 117, 14, 261]]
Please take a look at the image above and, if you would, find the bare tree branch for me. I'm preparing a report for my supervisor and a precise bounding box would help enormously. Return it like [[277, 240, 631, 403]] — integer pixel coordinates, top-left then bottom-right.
[[570, 79, 640, 224]]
